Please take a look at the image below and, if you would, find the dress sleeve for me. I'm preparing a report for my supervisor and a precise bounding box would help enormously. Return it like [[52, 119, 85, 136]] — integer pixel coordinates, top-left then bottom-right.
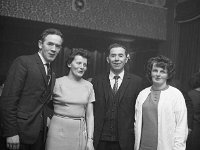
[[88, 84, 95, 103], [173, 91, 188, 150]]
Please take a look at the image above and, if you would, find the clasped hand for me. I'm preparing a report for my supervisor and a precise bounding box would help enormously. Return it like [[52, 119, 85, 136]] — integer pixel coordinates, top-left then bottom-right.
[[7, 135, 20, 150]]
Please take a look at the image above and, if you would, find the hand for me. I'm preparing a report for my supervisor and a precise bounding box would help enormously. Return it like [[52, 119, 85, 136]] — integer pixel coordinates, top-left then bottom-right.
[[47, 117, 51, 127], [7, 135, 20, 150], [188, 128, 192, 135], [86, 138, 94, 150]]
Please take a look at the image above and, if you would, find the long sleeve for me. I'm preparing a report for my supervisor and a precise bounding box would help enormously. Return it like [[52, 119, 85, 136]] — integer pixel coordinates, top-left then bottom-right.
[[0, 57, 27, 137], [173, 92, 188, 150]]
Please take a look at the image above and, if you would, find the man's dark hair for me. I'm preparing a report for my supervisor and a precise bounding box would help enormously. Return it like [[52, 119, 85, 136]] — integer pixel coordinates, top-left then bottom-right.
[[106, 43, 128, 56], [40, 28, 63, 42]]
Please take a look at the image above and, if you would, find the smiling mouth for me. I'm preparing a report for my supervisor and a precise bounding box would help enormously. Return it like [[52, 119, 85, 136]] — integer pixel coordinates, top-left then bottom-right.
[[155, 78, 161, 80], [113, 63, 121, 66], [49, 54, 55, 57]]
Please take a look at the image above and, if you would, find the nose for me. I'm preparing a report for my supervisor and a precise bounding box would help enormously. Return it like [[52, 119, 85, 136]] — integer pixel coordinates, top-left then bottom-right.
[[80, 63, 84, 69], [115, 56, 119, 61], [156, 72, 161, 76], [51, 45, 56, 52]]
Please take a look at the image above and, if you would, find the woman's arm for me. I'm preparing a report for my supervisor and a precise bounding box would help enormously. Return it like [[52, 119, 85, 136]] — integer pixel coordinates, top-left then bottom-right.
[[86, 102, 94, 150], [173, 93, 188, 150]]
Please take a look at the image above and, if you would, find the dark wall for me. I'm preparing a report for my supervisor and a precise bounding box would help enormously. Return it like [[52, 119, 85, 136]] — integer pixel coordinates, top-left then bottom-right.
[[0, 16, 161, 81], [0, 0, 166, 40]]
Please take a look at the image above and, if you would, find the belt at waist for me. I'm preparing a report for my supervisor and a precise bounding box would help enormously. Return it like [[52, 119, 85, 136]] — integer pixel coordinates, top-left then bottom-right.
[[54, 112, 85, 120]]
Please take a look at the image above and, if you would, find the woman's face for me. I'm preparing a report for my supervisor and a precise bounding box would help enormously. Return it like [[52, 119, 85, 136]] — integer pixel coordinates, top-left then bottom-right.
[[68, 55, 87, 79], [151, 63, 168, 86]]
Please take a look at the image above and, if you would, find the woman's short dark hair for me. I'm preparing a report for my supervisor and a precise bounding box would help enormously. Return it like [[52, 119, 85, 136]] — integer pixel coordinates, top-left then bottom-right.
[[66, 48, 89, 66], [189, 72, 200, 89], [145, 55, 175, 83], [40, 28, 63, 42]]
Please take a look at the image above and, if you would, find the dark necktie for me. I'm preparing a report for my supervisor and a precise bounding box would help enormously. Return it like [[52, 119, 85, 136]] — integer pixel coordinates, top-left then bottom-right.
[[113, 75, 120, 94], [45, 63, 51, 85]]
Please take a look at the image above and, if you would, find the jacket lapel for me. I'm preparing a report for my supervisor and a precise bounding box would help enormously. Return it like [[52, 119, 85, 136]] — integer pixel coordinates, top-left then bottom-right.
[[50, 72, 56, 91], [34, 53, 48, 87], [118, 72, 130, 103], [102, 74, 111, 104]]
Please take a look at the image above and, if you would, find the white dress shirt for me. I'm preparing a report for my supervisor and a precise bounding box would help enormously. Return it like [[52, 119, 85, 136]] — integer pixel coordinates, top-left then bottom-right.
[[109, 70, 124, 89], [38, 52, 49, 75]]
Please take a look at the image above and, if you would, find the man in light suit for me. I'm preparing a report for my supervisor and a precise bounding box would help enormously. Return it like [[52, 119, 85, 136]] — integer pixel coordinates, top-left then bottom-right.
[[0, 28, 63, 150], [92, 43, 143, 150]]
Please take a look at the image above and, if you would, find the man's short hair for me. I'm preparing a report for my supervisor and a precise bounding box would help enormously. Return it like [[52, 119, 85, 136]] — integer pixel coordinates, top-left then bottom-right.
[[40, 28, 63, 42]]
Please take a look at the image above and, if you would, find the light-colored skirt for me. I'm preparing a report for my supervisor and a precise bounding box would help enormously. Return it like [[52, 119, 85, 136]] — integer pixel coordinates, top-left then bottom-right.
[[45, 115, 87, 150]]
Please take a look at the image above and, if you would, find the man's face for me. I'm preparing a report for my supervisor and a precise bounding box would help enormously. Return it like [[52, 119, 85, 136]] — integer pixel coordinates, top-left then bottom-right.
[[107, 47, 128, 74], [38, 34, 63, 63]]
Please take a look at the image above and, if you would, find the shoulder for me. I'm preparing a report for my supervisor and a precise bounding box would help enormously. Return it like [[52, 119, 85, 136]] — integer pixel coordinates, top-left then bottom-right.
[[54, 76, 67, 89], [124, 72, 142, 81], [56, 76, 66, 83], [163, 86, 185, 100], [93, 73, 106, 80], [125, 72, 143, 85], [167, 86, 182, 95], [136, 87, 151, 103], [16, 54, 35, 61], [82, 79, 94, 89], [13, 54, 36, 65], [9, 54, 35, 70], [139, 86, 151, 95], [92, 73, 107, 83]]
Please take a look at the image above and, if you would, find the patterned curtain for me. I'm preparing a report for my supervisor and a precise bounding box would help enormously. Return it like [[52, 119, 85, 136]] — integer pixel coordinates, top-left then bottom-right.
[[176, 18, 200, 89]]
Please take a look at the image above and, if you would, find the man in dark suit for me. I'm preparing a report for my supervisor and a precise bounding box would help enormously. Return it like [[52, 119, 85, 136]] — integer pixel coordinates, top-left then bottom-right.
[[92, 43, 143, 150], [0, 28, 63, 150]]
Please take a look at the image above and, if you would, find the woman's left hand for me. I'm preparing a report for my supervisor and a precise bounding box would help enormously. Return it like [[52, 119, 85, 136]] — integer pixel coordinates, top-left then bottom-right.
[[86, 139, 94, 150]]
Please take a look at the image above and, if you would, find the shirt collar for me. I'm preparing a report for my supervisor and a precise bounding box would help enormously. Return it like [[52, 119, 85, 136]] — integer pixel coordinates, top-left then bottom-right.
[[109, 70, 124, 80], [38, 52, 48, 65]]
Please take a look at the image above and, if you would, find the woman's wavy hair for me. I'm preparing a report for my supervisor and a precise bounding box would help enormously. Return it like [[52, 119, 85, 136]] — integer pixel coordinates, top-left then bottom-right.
[[145, 55, 175, 83], [66, 48, 89, 67]]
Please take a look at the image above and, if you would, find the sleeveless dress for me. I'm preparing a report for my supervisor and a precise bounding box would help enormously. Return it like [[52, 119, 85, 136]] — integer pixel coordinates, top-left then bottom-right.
[[139, 86, 168, 150], [45, 76, 95, 150]]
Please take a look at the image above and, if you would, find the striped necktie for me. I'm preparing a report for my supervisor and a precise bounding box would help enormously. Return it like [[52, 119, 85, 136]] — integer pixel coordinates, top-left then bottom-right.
[[113, 75, 120, 94], [45, 63, 51, 85]]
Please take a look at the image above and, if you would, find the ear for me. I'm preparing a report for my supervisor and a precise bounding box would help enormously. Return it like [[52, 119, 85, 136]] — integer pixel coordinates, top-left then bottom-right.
[[125, 54, 129, 63], [38, 40, 42, 49], [106, 57, 109, 63], [67, 63, 71, 68]]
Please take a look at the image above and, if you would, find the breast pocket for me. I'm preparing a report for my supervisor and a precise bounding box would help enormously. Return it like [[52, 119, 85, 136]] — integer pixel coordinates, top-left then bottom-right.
[[17, 111, 31, 120]]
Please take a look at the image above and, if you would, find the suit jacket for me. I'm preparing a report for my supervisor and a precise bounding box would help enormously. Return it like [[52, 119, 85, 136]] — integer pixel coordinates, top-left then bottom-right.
[[0, 53, 55, 144], [92, 71, 143, 150]]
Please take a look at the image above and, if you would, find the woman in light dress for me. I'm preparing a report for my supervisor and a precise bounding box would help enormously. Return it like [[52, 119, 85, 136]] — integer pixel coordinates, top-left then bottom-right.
[[134, 55, 188, 150], [46, 48, 95, 150]]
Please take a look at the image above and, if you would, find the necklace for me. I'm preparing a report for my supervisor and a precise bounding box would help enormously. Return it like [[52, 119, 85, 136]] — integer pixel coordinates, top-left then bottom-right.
[[151, 85, 169, 91]]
